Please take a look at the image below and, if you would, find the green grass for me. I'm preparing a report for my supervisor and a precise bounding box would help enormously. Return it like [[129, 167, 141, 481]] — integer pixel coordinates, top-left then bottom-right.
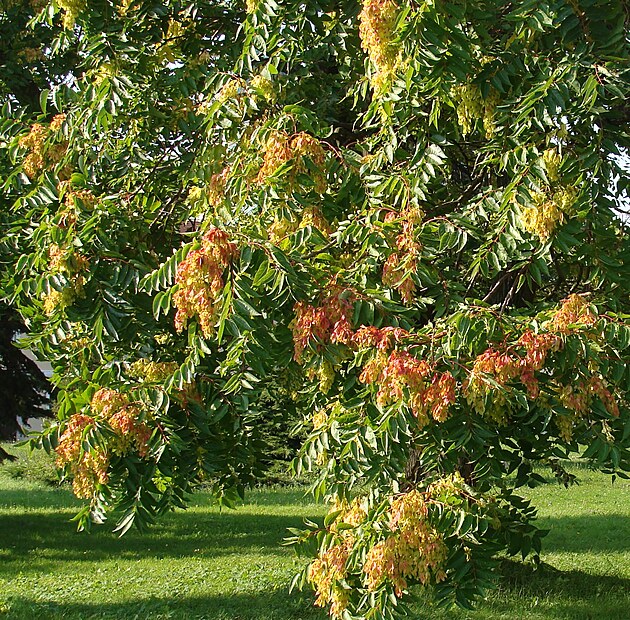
[[0, 458, 628, 620]]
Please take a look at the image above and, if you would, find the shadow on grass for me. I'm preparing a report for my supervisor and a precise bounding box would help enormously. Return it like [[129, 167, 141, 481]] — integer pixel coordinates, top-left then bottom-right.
[[0, 507, 318, 576], [4, 564, 630, 620], [538, 514, 630, 553], [477, 560, 630, 620], [498, 559, 630, 598], [2, 590, 328, 620]]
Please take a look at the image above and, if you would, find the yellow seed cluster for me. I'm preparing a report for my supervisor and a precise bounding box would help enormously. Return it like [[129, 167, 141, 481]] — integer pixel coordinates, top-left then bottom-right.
[[268, 217, 298, 244], [19, 124, 47, 179], [542, 148, 562, 182], [358, 0, 400, 93], [251, 74, 276, 103], [42, 243, 89, 316], [217, 79, 241, 104], [451, 84, 499, 138], [43, 288, 75, 316], [520, 190, 564, 241], [91, 62, 117, 86], [317, 359, 335, 394], [299, 205, 332, 235], [57, 0, 86, 29], [312, 409, 328, 430], [520, 184, 578, 241], [482, 88, 500, 138], [308, 540, 352, 618], [49, 113, 66, 132], [308, 498, 367, 618], [128, 359, 178, 383], [245, 0, 259, 13], [19, 120, 68, 179], [118, 0, 135, 17]]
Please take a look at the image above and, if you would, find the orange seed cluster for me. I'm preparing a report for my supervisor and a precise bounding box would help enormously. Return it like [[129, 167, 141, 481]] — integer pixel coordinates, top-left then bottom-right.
[[364, 490, 447, 595], [256, 130, 326, 193], [90, 388, 152, 457], [173, 228, 239, 337], [55, 414, 109, 499]]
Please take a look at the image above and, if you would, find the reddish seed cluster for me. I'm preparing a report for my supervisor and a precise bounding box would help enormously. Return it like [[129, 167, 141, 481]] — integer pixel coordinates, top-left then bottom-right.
[[350, 325, 410, 350], [291, 292, 354, 363], [556, 373, 620, 441], [465, 294, 609, 427], [173, 227, 239, 338], [465, 330, 562, 420], [292, 294, 456, 422], [359, 350, 456, 425], [588, 375, 620, 417]]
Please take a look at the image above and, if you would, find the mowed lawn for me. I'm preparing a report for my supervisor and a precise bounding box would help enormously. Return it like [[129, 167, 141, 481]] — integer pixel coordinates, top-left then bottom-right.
[[0, 462, 629, 620]]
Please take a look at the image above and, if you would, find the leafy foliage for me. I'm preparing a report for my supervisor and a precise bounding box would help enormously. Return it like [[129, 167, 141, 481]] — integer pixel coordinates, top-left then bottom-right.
[[0, 0, 629, 616]]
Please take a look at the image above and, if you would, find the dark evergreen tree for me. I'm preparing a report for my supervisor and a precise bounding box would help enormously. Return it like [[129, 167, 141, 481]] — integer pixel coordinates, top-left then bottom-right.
[[0, 303, 50, 461]]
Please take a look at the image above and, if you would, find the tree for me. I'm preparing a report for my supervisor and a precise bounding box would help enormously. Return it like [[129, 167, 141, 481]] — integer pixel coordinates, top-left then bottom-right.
[[0, 302, 50, 461], [1, 0, 629, 616]]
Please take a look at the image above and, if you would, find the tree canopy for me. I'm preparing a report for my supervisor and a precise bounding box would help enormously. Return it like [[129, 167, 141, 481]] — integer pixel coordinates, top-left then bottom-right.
[[1, 0, 629, 616]]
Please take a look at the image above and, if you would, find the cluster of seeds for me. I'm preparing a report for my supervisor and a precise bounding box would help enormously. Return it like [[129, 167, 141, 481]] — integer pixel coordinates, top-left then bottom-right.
[[520, 146, 578, 241], [57, 0, 85, 29], [19, 115, 68, 179], [256, 130, 327, 193], [292, 297, 456, 423], [359, 350, 456, 424], [128, 359, 178, 383], [42, 243, 90, 316], [555, 375, 619, 441], [308, 498, 367, 618], [451, 85, 499, 138], [549, 293, 596, 332], [173, 228, 239, 337], [90, 388, 152, 457], [250, 74, 276, 103], [55, 414, 108, 499], [382, 207, 423, 304], [358, 0, 401, 92], [520, 191, 563, 240], [465, 295, 613, 430], [542, 148, 562, 182], [291, 292, 354, 363], [364, 489, 448, 596]]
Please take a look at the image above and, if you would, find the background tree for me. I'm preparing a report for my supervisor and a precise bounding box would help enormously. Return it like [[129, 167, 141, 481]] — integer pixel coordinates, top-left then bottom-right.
[[0, 302, 50, 461], [0, 0, 629, 617]]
